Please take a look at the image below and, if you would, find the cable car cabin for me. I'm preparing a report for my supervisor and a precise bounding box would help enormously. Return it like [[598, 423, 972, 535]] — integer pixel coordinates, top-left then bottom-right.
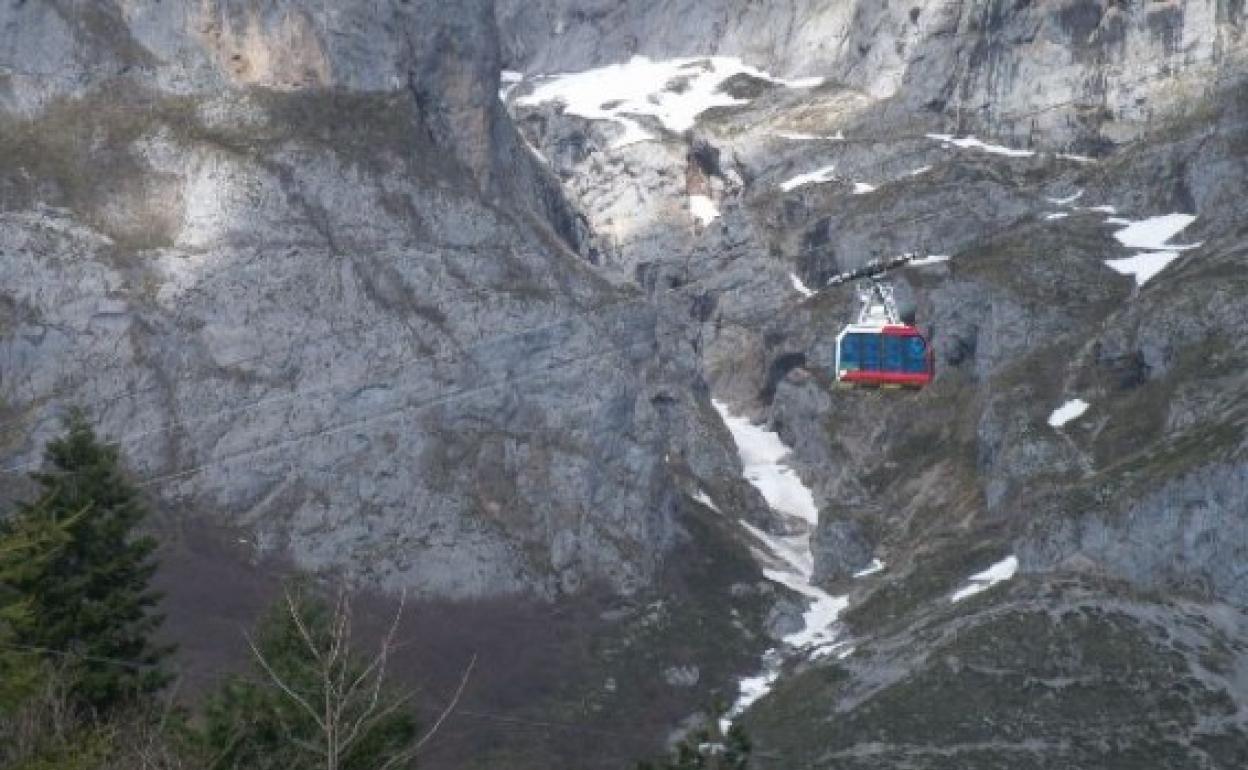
[[835, 324, 933, 388]]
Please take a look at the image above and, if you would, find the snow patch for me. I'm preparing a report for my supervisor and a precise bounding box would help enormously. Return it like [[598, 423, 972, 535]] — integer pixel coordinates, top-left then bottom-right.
[[853, 558, 885, 578], [1058, 153, 1096, 164], [1111, 213, 1200, 251], [518, 56, 821, 148], [1102, 214, 1200, 286], [790, 273, 815, 298], [712, 401, 817, 524], [1045, 212, 1069, 221], [1048, 398, 1089, 428], [951, 555, 1019, 603], [1105, 252, 1183, 287], [689, 194, 721, 226], [852, 182, 877, 195], [907, 165, 932, 177], [927, 133, 1035, 158], [779, 164, 838, 192], [906, 254, 950, 267]]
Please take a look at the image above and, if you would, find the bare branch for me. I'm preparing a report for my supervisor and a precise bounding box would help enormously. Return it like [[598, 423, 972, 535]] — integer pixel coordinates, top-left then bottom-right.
[[285, 589, 325, 667], [411, 653, 477, 753], [338, 589, 407, 752], [245, 631, 326, 731]]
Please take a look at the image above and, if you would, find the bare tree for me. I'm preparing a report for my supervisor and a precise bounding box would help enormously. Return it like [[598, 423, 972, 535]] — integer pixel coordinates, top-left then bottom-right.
[[246, 586, 476, 770]]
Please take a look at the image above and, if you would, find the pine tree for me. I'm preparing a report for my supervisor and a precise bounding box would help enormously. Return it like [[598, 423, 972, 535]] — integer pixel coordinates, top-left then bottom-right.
[[0, 411, 171, 716], [0, 502, 75, 713]]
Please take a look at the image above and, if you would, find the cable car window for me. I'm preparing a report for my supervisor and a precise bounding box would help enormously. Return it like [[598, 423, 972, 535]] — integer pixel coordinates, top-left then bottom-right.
[[861, 334, 881, 371], [905, 336, 927, 373], [883, 335, 903, 372], [840, 335, 860, 370]]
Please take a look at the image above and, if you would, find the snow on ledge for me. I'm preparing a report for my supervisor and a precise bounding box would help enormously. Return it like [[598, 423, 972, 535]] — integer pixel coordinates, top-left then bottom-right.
[[852, 182, 877, 195], [950, 555, 1018, 603], [690, 194, 721, 226], [907, 254, 950, 267], [790, 273, 815, 298], [1048, 398, 1089, 428], [780, 164, 837, 192], [927, 133, 1035, 158]]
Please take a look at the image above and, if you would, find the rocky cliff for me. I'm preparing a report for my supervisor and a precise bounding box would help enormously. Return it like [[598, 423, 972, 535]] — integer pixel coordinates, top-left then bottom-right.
[[497, 0, 1248, 766], [0, 0, 761, 602], [5, 0, 1248, 767]]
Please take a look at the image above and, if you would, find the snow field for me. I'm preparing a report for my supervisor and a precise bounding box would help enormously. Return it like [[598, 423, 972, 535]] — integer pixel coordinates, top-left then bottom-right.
[[517, 56, 822, 148]]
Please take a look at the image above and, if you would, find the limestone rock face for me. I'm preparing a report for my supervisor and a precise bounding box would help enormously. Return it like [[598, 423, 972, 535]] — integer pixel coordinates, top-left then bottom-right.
[[0, 0, 750, 600], [499, 0, 1245, 146]]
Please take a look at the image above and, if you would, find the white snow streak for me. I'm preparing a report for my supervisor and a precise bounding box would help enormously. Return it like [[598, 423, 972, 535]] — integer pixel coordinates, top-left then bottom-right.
[[907, 165, 932, 177], [1045, 212, 1069, 221], [852, 182, 877, 195], [517, 56, 820, 148], [712, 402, 818, 523], [689, 194, 721, 226], [951, 555, 1019, 603], [853, 558, 886, 578], [713, 400, 850, 721], [906, 254, 950, 267], [790, 273, 816, 298], [779, 164, 838, 192], [927, 133, 1035, 158], [1047, 398, 1089, 428], [1058, 152, 1097, 164], [1047, 190, 1084, 206], [693, 490, 721, 513], [775, 129, 845, 141]]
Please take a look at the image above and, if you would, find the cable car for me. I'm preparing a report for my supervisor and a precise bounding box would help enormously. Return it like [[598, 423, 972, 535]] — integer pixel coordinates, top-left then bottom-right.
[[834, 281, 933, 388]]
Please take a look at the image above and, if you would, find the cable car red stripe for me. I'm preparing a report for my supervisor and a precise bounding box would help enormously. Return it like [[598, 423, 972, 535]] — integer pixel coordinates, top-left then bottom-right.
[[840, 371, 933, 385]]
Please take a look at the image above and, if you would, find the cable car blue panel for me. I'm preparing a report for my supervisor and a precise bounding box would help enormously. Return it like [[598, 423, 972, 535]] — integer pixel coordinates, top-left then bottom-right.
[[838, 330, 933, 386]]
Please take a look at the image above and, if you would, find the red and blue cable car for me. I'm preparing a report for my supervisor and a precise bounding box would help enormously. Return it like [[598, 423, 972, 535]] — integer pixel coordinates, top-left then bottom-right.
[[834, 281, 933, 388]]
